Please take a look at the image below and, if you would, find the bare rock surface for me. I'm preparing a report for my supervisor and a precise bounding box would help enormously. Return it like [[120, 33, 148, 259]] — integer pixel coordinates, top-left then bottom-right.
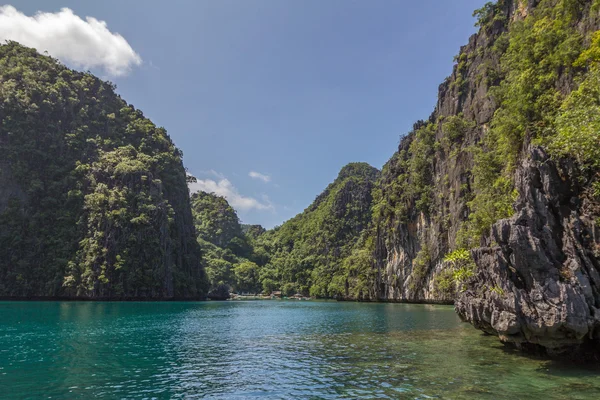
[[456, 147, 600, 356]]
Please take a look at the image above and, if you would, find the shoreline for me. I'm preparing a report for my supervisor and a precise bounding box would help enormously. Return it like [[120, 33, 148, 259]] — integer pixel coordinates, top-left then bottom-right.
[[0, 295, 454, 305], [0, 296, 208, 302]]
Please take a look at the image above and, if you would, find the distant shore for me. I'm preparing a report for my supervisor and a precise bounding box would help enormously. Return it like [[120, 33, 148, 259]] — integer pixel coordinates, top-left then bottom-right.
[[0, 295, 452, 305]]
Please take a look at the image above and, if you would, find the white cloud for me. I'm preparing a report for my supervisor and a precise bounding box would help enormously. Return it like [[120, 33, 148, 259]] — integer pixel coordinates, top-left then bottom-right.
[[0, 5, 141, 76], [249, 171, 271, 183], [189, 178, 273, 212]]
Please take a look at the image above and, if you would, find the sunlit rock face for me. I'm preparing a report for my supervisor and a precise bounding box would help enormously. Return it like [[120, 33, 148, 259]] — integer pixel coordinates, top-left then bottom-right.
[[372, 0, 600, 356], [373, 1, 508, 304], [457, 147, 600, 357]]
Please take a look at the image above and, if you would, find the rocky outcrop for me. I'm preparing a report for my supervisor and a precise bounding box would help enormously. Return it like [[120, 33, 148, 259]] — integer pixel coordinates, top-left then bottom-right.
[[456, 146, 600, 356], [207, 284, 231, 301]]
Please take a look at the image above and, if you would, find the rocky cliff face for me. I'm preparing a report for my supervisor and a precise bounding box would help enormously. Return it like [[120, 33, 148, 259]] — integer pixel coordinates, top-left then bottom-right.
[[0, 43, 207, 299], [371, 0, 600, 355], [373, 2, 508, 303]]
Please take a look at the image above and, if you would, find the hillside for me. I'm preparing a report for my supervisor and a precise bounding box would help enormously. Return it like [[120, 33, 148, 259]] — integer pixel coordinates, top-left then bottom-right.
[[0, 42, 207, 299], [190, 190, 262, 297], [253, 162, 380, 298], [2, 0, 600, 356]]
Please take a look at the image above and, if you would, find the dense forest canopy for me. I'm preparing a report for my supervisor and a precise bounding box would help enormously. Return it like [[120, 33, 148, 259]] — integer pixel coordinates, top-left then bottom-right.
[[0, 41, 207, 299], [186, 163, 379, 299], [251, 162, 380, 298], [189, 190, 261, 297]]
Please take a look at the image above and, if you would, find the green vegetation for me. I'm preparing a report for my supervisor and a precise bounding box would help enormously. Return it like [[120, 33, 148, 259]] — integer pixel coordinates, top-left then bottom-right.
[[192, 191, 247, 250], [459, 0, 597, 247], [251, 163, 379, 298], [3, 0, 599, 303], [489, 285, 505, 295], [434, 250, 476, 295], [233, 261, 260, 293], [0, 42, 207, 298], [372, 121, 436, 231], [409, 244, 432, 294], [441, 114, 475, 144], [550, 66, 600, 169], [473, 1, 506, 29], [189, 190, 263, 295]]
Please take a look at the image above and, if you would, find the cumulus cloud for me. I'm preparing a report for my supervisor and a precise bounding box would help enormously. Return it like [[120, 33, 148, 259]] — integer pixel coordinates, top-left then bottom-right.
[[0, 5, 141, 76], [249, 171, 271, 183], [189, 178, 273, 212]]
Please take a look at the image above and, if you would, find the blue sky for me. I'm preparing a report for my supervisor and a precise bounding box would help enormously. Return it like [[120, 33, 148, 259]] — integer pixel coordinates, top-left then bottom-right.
[[4, 1, 488, 228]]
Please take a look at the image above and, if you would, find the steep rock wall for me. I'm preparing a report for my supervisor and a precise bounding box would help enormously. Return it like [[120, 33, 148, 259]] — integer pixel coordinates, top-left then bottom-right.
[[371, 0, 600, 356], [373, 2, 511, 303], [0, 43, 207, 299]]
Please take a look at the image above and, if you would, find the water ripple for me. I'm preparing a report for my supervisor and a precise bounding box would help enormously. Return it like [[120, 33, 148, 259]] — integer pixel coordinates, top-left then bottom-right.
[[1, 301, 600, 399]]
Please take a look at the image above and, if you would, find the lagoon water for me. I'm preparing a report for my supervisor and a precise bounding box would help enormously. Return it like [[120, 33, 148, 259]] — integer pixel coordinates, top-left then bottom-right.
[[1, 301, 600, 399]]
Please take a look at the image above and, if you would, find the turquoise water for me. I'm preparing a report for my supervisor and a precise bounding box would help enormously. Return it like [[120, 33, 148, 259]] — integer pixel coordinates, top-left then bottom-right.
[[1, 301, 600, 399]]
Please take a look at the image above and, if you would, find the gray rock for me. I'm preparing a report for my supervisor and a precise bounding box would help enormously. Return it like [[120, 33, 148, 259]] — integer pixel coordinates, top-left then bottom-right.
[[456, 147, 600, 355]]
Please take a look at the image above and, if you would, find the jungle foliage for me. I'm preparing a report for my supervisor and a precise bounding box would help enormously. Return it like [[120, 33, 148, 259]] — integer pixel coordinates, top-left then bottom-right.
[[250, 163, 380, 299], [0, 42, 207, 298], [189, 190, 262, 294]]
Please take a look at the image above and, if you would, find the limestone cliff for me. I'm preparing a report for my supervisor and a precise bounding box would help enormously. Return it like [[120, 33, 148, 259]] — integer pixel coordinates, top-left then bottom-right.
[[372, 0, 600, 355], [373, 1, 509, 303], [456, 146, 600, 356]]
